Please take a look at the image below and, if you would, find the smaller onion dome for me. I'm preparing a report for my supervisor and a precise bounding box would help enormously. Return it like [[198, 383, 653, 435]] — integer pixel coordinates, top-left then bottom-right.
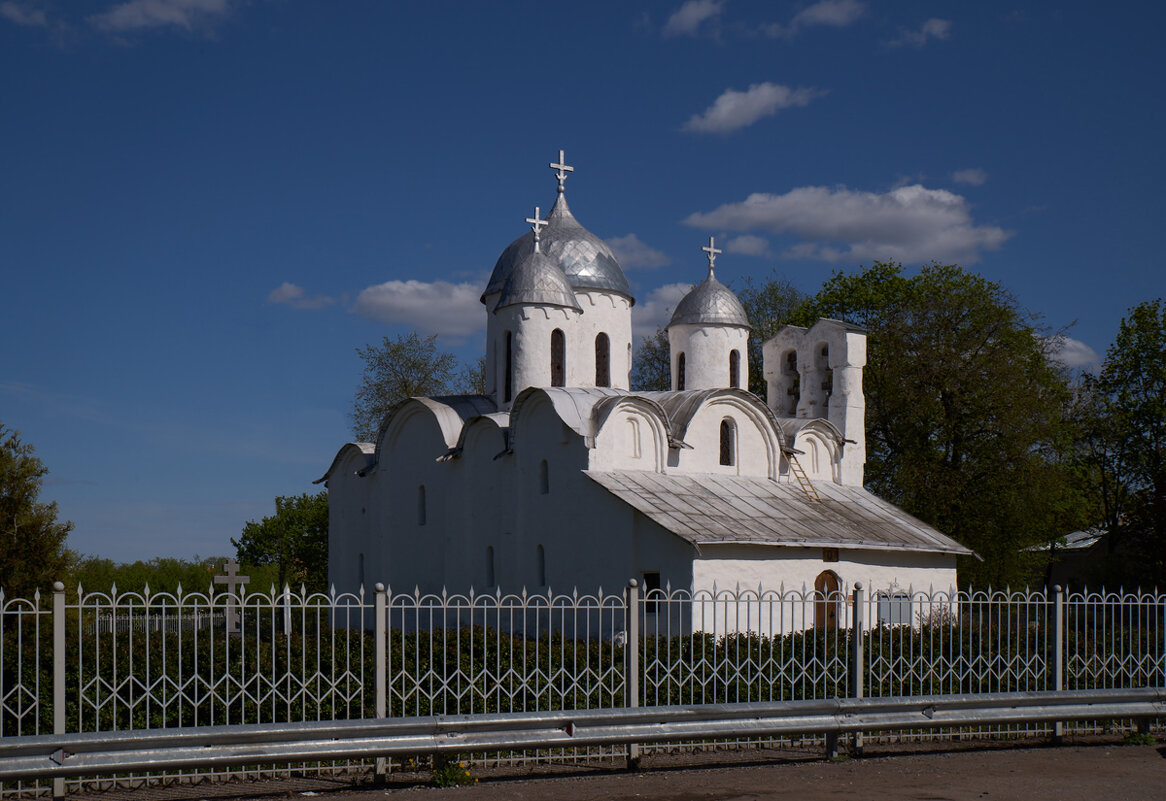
[[668, 237, 750, 329], [494, 206, 582, 313], [495, 250, 582, 312]]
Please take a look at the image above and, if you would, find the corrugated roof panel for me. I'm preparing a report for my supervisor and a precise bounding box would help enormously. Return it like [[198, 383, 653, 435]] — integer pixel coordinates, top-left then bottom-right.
[[584, 470, 972, 556]]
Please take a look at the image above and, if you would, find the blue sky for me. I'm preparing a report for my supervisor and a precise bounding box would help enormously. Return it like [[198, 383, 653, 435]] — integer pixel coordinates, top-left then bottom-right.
[[2, 0, 1162, 563]]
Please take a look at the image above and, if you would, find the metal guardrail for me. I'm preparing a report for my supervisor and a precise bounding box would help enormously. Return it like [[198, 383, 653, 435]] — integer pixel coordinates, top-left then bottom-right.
[[1, 688, 1162, 781]]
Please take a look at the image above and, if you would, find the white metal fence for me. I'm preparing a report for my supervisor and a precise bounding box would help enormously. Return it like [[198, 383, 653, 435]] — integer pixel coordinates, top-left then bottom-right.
[[1, 581, 1164, 796]]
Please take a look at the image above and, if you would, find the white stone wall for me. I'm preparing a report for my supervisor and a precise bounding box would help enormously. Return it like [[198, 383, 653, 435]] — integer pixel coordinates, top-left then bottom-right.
[[485, 301, 582, 409], [566, 291, 633, 390], [665, 395, 778, 479], [668, 324, 750, 391], [691, 544, 957, 634]]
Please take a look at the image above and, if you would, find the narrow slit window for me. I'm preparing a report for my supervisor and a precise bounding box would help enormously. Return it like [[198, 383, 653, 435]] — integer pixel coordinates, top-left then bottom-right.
[[729, 349, 740, 389], [677, 352, 686, 391], [486, 545, 496, 587], [551, 329, 565, 387], [504, 331, 513, 402], [719, 419, 736, 466], [417, 485, 427, 526], [595, 333, 610, 387]]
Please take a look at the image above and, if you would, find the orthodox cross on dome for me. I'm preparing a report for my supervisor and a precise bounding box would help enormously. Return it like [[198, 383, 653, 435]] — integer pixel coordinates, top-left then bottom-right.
[[549, 149, 574, 193], [526, 206, 548, 252], [702, 236, 723, 278]]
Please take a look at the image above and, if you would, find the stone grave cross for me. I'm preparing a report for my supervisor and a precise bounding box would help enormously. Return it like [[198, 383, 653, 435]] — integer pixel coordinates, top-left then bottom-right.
[[214, 559, 250, 634]]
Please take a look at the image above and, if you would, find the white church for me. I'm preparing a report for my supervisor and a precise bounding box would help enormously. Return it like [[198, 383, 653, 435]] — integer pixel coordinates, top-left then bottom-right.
[[320, 153, 970, 626]]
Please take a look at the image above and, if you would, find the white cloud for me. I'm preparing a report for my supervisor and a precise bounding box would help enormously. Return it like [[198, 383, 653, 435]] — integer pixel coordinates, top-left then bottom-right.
[[1051, 337, 1100, 369], [725, 234, 773, 257], [633, 283, 691, 339], [267, 282, 336, 310], [952, 168, 987, 186], [888, 17, 952, 48], [763, 0, 865, 38], [352, 280, 484, 337], [791, 0, 865, 30], [608, 234, 671, 269], [684, 184, 1012, 264], [683, 82, 825, 134], [662, 0, 723, 37], [90, 0, 234, 32], [0, 2, 46, 26]]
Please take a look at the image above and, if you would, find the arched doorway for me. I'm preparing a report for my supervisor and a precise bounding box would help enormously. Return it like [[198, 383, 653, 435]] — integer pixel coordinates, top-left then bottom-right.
[[814, 570, 842, 629]]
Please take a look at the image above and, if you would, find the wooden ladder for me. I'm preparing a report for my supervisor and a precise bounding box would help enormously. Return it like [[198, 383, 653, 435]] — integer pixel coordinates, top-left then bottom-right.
[[786, 453, 822, 502]]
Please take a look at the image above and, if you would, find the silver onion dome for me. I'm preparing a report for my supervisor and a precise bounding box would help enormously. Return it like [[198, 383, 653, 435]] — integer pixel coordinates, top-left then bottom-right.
[[494, 248, 583, 312], [668, 274, 751, 329], [483, 194, 632, 303]]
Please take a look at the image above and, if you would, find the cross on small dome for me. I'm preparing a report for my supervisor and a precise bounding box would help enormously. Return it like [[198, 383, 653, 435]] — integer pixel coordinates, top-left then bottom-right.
[[702, 236, 723, 277], [526, 206, 548, 252], [549, 149, 574, 193]]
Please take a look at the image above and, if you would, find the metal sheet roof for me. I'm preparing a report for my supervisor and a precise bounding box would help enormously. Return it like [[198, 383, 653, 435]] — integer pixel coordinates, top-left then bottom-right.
[[585, 470, 973, 556], [667, 273, 750, 328]]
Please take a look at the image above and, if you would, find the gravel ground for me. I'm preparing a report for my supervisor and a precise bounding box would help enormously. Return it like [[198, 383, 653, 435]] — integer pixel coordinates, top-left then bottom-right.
[[73, 740, 1166, 801]]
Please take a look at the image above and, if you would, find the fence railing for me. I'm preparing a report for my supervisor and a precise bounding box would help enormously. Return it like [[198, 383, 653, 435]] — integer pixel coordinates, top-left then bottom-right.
[[2, 580, 1164, 796]]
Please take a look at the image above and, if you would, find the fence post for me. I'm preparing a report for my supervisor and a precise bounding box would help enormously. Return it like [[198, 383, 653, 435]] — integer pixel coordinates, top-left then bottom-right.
[[374, 583, 387, 786], [850, 582, 864, 756], [1053, 584, 1064, 744], [52, 581, 65, 801], [626, 578, 641, 769]]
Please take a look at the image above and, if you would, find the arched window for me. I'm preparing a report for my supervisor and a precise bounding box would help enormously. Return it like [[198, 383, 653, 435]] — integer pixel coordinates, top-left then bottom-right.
[[719, 418, 736, 466], [537, 544, 546, 586], [595, 333, 610, 387], [486, 546, 496, 587], [539, 459, 549, 494], [504, 331, 513, 402], [677, 352, 686, 391], [729, 349, 740, 389], [551, 329, 565, 387], [417, 485, 427, 526]]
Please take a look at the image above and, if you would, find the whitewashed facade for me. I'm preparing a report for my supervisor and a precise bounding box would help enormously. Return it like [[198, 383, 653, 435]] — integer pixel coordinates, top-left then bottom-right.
[[320, 156, 970, 625]]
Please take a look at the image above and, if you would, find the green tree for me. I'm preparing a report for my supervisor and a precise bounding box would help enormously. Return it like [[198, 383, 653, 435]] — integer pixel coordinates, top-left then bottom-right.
[[68, 555, 282, 596], [631, 328, 671, 391], [351, 332, 484, 442], [233, 492, 329, 593], [736, 272, 808, 396], [0, 423, 74, 594], [1080, 299, 1166, 584], [797, 262, 1086, 586]]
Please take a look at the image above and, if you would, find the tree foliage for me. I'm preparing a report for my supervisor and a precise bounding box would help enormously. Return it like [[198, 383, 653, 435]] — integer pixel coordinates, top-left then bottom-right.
[[351, 332, 484, 442], [795, 262, 1087, 585], [631, 328, 671, 391], [737, 272, 807, 396], [1077, 299, 1166, 584], [0, 423, 73, 594], [68, 555, 282, 595], [233, 492, 329, 593]]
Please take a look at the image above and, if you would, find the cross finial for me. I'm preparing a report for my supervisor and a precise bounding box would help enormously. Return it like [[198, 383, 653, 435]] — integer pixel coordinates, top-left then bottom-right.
[[702, 236, 723, 277], [526, 206, 548, 252], [549, 149, 574, 193]]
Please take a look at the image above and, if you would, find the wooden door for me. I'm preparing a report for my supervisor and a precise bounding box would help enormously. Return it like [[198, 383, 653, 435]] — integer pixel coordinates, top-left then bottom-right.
[[814, 571, 841, 630]]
